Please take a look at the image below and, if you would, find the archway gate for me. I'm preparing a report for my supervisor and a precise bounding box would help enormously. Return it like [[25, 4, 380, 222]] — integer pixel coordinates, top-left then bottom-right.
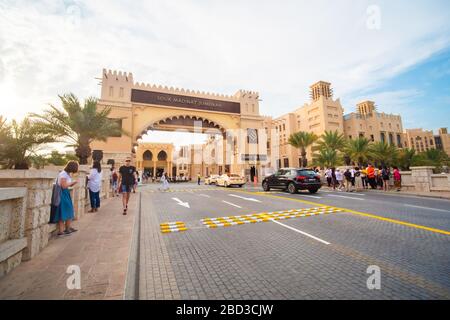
[[91, 69, 269, 181]]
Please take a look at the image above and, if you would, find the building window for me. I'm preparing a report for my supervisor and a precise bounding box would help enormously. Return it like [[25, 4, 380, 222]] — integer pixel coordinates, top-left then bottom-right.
[[430, 139, 434, 146], [109, 86, 114, 97], [349, 135, 352, 140], [380, 132, 386, 143], [283, 124, 286, 131], [283, 158, 289, 168], [247, 129, 258, 144], [267, 141, 270, 149], [389, 133, 394, 145], [119, 87, 124, 97], [277, 159, 281, 168], [396, 134, 401, 147], [370, 134, 374, 142], [359, 133, 364, 138]]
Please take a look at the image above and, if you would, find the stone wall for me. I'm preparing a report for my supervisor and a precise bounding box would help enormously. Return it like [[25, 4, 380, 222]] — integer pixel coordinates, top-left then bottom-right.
[[0, 166, 111, 277], [409, 166, 450, 193], [0, 170, 57, 261], [0, 188, 27, 277]]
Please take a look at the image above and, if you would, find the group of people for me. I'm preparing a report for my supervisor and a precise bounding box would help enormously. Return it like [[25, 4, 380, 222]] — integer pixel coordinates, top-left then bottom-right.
[[50, 158, 139, 238], [324, 165, 402, 192]]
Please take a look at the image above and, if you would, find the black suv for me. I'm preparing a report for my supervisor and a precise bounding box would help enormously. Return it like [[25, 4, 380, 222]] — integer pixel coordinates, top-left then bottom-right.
[[262, 168, 322, 194]]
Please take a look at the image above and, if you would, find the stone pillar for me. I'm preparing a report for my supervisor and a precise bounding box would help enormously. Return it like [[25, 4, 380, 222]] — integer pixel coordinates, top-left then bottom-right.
[[410, 166, 435, 192]]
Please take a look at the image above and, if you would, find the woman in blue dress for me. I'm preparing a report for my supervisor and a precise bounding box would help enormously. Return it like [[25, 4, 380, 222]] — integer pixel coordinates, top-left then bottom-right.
[[52, 160, 79, 237]]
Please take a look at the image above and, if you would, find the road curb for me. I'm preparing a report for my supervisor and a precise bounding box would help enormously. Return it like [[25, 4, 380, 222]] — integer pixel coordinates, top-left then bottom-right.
[[124, 192, 141, 300]]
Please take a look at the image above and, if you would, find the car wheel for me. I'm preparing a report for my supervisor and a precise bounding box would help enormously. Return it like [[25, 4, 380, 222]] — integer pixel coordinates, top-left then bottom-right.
[[262, 181, 270, 191], [288, 183, 297, 194], [309, 188, 318, 194]]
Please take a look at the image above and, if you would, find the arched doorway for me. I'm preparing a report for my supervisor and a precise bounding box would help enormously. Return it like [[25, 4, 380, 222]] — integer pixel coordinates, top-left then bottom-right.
[[142, 150, 153, 176]]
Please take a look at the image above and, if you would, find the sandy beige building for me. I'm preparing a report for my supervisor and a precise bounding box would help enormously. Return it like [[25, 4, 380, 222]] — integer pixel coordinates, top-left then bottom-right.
[[436, 128, 450, 156], [266, 81, 345, 167], [343, 101, 404, 147], [404, 128, 436, 153]]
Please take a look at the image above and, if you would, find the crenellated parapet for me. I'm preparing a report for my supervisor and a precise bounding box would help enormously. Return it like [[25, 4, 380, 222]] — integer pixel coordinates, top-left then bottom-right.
[[133, 81, 238, 102]]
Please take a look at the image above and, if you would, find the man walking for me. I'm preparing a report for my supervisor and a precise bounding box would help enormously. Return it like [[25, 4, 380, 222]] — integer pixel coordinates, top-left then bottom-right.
[[325, 168, 332, 187], [117, 158, 137, 215], [197, 173, 201, 185]]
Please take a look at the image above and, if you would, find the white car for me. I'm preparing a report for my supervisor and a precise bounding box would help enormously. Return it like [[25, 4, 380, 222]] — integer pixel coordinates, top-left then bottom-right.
[[216, 174, 246, 187], [204, 174, 220, 185]]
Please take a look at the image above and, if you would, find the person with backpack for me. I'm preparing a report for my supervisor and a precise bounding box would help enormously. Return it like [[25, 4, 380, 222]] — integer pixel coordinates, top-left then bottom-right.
[[393, 166, 402, 191], [381, 166, 390, 191], [344, 168, 353, 192], [367, 164, 376, 189]]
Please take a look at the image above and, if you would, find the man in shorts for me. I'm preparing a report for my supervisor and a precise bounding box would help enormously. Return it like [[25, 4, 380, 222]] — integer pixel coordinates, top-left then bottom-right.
[[117, 158, 137, 215]]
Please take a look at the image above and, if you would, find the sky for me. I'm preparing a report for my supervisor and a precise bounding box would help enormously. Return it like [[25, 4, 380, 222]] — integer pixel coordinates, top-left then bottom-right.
[[0, 0, 449, 150]]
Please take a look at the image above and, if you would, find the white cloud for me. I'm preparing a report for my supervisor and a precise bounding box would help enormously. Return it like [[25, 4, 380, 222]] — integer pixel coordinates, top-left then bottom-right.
[[0, 0, 449, 124]]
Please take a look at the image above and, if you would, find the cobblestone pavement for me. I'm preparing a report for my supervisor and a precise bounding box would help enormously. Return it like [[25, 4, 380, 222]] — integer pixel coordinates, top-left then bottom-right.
[[138, 183, 450, 300]]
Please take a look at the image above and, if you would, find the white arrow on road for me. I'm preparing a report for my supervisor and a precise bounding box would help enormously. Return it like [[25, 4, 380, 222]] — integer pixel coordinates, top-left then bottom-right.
[[172, 197, 190, 208], [228, 194, 261, 202]]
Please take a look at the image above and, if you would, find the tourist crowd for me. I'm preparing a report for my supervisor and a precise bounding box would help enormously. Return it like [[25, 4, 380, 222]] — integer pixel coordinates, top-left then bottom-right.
[[323, 165, 402, 193]]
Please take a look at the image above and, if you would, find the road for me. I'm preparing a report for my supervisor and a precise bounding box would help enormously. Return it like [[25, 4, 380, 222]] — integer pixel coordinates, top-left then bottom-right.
[[137, 182, 450, 300]]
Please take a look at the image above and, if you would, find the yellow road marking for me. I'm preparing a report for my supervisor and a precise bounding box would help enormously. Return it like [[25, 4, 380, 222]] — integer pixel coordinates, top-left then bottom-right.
[[237, 190, 450, 236]]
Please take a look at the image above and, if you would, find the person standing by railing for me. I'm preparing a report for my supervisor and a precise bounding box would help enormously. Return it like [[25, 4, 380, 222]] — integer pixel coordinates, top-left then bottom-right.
[[393, 166, 402, 192], [52, 160, 79, 237]]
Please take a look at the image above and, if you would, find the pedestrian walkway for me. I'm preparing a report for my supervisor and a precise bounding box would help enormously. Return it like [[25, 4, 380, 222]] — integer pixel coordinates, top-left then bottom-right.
[[0, 193, 137, 300]]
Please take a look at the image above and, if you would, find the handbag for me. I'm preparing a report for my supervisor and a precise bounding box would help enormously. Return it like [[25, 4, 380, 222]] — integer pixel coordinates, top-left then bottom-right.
[[49, 177, 61, 223], [51, 177, 62, 206]]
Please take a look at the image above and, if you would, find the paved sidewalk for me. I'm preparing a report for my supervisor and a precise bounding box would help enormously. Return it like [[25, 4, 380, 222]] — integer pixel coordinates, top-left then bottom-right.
[[0, 192, 137, 300]]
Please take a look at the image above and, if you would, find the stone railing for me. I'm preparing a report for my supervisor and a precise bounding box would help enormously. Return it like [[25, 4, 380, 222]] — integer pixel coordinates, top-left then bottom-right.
[[409, 166, 450, 193], [0, 170, 57, 261], [0, 187, 27, 277], [0, 166, 112, 277], [430, 173, 450, 192]]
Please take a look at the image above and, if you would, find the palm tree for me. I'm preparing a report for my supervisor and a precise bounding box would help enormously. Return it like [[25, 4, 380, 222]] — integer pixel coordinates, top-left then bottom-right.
[[411, 149, 450, 168], [31, 93, 126, 164], [288, 131, 318, 167], [345, 137, 371, 166], [368, 141, 399, 167], [316, 130, 347, 152], [1, 118, 57, 169], [398, 148, 415, 170], [313, 148, 340, 168]]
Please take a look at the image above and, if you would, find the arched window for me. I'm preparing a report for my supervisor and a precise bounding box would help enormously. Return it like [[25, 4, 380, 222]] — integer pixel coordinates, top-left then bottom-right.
[[157, 151, 167, 161], [143, 150, 153, 161]]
